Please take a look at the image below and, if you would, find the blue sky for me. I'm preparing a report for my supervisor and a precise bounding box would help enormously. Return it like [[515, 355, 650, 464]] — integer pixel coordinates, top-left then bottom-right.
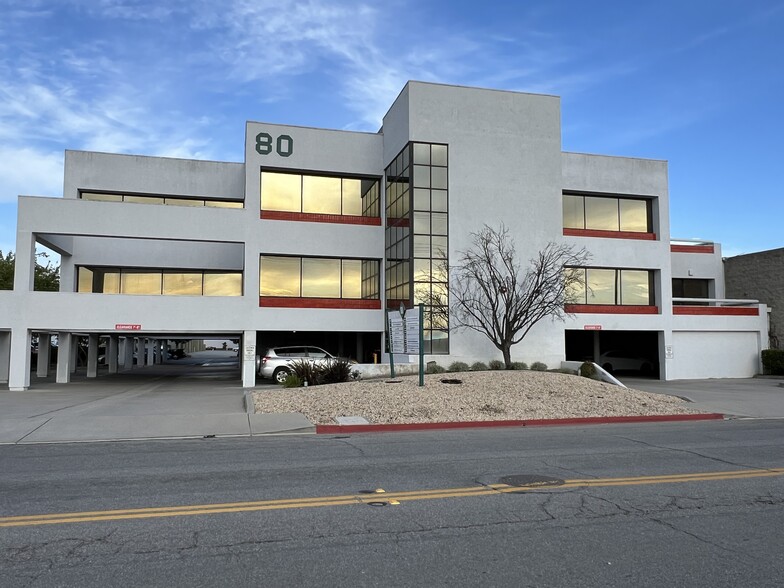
[[1, 0, 782, 257]]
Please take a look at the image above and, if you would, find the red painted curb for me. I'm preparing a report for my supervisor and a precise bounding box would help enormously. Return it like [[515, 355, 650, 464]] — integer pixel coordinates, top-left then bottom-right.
[[316, 413, 725, 434]]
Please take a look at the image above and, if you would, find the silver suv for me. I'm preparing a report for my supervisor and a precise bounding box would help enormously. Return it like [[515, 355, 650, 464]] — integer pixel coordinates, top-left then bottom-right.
[[257, 346, 335, 383]]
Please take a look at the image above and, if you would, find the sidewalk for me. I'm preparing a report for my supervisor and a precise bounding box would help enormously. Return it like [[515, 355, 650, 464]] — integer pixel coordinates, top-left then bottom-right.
[[0, 362, 313, 444], [3, 366, 783, 444], [623, 376, 784, 418]]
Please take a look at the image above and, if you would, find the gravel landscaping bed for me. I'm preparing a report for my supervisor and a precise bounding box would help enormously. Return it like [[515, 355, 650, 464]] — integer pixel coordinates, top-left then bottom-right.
[[253, 370, 699, 425]]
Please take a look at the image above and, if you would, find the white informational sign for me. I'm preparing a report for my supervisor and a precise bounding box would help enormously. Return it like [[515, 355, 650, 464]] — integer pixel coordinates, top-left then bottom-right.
[[405, 312, 420, 354], [388, 314, 406, 354], [388, 311, 421, 354], [243, 344, 256, 361], [665, 345, 674, 360]]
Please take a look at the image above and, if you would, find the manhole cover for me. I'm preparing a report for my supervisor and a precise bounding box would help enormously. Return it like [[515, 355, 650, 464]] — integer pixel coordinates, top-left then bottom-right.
[[499, 475, 564, 488]]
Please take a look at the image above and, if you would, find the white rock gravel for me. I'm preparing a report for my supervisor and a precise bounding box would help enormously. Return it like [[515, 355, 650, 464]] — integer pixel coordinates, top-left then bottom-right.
[[253, 370, 699, 425]]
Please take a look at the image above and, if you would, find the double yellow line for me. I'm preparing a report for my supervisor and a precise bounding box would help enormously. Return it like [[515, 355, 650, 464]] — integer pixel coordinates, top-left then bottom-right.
[[2, 467, 782, 528]]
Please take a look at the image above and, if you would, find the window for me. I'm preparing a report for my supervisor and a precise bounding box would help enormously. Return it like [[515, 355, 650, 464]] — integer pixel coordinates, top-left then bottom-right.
[[260, 256, 379, 300], [563, 193, 652, 234], [260, 171, 380, 218], [80, 191, 243, 208], [566, 268, 654, 306], [672, 278, 711, 305], [76, 267, 242, 296]]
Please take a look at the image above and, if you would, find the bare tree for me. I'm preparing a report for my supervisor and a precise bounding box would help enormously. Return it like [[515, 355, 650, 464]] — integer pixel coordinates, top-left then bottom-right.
[[447, 224, 589, 368]]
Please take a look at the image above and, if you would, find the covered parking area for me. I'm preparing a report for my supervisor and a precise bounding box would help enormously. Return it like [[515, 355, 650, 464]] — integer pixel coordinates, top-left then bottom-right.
[[565, 329, 662, 378], [27, 330, 245, 388]]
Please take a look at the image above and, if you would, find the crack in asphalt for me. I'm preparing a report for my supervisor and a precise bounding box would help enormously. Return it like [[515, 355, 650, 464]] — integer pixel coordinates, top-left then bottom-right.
[[611, 435, 767, 471], [649, 517, 762, 565]]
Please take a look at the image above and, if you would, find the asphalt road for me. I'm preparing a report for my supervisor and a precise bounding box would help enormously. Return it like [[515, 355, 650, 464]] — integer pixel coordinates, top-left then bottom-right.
[[1, 419, 783, 587]]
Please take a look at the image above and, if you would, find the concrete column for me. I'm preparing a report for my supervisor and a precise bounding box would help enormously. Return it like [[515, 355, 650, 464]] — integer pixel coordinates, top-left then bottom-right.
[[356, 335, 363, 364], [56, 333, 73, 383], [13, 231, 36, 292], [118, 338, 126, 367], [124, 337, 135, 371], [162, 340, 169, 363], [8, 329, 32, 391], [593, 332, 601, 363], [87, 334, 99, 378], [70, 336, 79, 373], [0, 331, 11, 384], [155, 339, 163, 365], [108, 335, 119, 374], [241, 330, 257, 388], [136, 338, 145, 367], [146, 339, 154, 366], [36, 333, 52, 378]]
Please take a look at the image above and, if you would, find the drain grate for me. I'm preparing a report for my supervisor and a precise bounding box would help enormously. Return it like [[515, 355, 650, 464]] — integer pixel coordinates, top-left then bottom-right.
[[499, 474, 565, 488]]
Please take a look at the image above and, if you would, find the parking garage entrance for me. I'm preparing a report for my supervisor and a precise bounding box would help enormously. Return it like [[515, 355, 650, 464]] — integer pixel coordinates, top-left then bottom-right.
[[29, 332, 244, 388], [565, 330, 661, 378]]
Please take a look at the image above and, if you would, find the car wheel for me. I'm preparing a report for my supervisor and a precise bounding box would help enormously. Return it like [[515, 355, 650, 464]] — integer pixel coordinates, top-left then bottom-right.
[[273, 367, 290, 384]]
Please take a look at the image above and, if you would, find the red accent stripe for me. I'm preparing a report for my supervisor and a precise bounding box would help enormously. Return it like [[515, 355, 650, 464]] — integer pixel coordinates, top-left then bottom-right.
[[259, 296, 381, 309], [673, 306, 759, 316], [260, 210, 381, 226], [563, 228, 656, 241], [386, 217, 411, 228], [316, 413, 724, 434], [670, 244, 715, 253], [566, 304, 659, 314]]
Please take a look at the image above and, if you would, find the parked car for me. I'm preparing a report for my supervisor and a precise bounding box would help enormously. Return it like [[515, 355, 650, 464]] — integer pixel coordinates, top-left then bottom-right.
[[599, 350, 655, 374], [257, 346, 336, 383]]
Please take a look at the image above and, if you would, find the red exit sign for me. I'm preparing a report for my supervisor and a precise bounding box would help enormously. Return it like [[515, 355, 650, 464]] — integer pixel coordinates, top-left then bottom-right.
[[115, 324, 142, 331], [583, 325, 602, 330]]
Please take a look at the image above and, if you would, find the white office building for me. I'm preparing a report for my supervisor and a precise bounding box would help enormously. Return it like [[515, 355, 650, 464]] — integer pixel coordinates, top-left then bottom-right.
[[0, 82, 769, 391]]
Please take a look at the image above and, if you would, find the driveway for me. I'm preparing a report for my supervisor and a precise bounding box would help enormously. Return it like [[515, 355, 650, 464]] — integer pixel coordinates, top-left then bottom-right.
[[0, 353, 311, 443], [624, 376, 784, 418]]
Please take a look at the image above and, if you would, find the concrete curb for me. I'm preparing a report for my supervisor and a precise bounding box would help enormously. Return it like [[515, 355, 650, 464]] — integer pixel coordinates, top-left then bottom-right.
[[243, 389, 255, 414], [316, 412, 725, 434]]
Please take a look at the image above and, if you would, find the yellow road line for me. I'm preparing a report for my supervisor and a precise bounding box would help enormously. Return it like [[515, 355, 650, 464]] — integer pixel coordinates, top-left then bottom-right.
[[1, 468, 781, 528]]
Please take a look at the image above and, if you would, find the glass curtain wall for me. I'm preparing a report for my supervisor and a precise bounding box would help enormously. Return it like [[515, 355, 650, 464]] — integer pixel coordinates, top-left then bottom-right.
[[385, 142, 449, 353]]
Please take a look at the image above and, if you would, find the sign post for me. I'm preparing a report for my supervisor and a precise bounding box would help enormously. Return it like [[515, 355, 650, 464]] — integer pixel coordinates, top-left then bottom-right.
[[385, 308, 396, 378], [418, 303, 424, 387]]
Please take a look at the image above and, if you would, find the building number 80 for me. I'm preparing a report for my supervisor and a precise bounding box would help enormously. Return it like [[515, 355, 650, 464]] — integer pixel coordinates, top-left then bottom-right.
[[255, 132, 293, 157]]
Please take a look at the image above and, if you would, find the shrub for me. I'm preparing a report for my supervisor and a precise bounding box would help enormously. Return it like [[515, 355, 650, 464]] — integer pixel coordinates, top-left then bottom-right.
[[426, 363, 446, 374], [579, 361, 597, 379], [530, 361, 548, 371], [488, 360, 504, 370], [283, 373, 303, 388], [510, 362, 528, 370], [320, 358, 355, 384], [448, 361, 470, 372], [289, 359, 323, 386], [470, 361, 488, 371], [762, 349, 784, 375]]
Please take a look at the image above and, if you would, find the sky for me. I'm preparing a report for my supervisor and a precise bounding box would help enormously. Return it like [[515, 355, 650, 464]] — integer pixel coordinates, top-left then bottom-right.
[[1, 0, 782, 258]]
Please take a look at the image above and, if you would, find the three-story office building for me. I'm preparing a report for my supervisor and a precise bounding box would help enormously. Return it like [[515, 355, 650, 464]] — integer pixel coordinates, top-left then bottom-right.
[[0, 82, 768, 390]]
